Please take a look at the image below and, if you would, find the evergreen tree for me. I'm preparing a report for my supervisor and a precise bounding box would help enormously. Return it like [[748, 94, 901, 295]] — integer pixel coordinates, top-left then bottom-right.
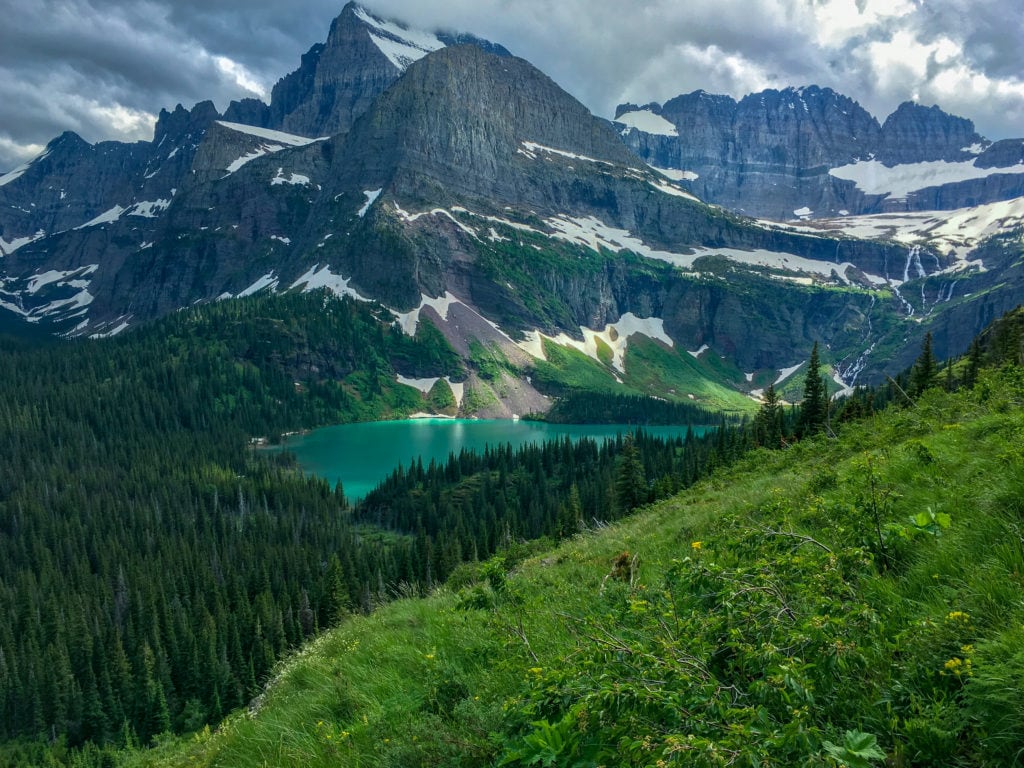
[[754, 384, 784, 448], [614, 434, 648, 514], [797, 342, 827, 437], [965, 337, 983, 388], [910, 331, 937, 397]]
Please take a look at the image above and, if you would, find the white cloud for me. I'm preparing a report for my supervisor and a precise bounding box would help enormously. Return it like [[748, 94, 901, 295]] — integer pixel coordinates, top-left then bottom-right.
[[0, 136, 45, 169], [213, 56, 269, 100]]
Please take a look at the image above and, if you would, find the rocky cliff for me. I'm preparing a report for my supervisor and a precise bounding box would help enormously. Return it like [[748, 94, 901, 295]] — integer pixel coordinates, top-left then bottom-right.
[[617, 87, 1024, 220]]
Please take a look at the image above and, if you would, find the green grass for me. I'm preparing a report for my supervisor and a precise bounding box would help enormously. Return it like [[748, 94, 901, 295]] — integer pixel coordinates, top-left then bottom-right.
[[124, 368, 1024, 767], [622, 336, 757, 413]]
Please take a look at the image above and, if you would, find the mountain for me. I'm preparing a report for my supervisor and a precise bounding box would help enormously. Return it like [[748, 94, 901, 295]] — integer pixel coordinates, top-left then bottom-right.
[[616, 86, 1024, 220], [1, 6, 1022, 411], [223, 2, 510, 138]]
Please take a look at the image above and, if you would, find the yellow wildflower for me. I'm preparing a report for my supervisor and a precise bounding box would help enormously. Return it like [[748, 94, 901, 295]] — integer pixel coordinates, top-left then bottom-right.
[[691, 541, 703, 551]]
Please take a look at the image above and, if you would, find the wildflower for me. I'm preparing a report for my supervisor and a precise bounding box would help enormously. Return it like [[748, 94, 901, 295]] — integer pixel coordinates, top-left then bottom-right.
[[691, 541, 703, 551], [529, 667, 543, 675], [943, 657, 972, 676], [424, 653, 435, 660], [946, 610, 970, 622]]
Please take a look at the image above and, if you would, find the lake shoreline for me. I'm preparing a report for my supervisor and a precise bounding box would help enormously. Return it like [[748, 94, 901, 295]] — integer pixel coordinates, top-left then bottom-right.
[[268, 418, 708, 501]]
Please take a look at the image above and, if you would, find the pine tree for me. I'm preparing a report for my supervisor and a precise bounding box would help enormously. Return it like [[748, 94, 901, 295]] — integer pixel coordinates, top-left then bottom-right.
[[798, 342, 827, 437], [965, 337, 983, 388], [910, 331, 937, 397], [754, 383, 784, 448], [614, 434, 647, 514]]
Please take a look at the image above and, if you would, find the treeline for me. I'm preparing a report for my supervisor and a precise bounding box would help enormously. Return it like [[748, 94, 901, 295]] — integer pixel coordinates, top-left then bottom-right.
[[538, 391, 723, 425], [0, 291, 461, 752], [751, 306, 1024, 449], [353, 424, 749, 585]]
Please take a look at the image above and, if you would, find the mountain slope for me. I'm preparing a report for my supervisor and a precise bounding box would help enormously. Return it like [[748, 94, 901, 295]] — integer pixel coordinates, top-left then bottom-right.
[[121, 358, 1024, 768]]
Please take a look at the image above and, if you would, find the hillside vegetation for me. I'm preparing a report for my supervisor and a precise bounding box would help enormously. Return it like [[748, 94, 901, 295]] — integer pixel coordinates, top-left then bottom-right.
[[126, 350, 1024, 765]]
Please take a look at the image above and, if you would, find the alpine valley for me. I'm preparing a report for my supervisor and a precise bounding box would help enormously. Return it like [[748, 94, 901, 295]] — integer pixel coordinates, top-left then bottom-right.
[[5, 4, 1024, 768], [3, 2, 1022, 414]]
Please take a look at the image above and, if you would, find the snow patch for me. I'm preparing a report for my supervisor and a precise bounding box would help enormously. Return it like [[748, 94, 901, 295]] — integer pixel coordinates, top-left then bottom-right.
[[793, 207, 813, 218], [446, 378, 465, 408], [353, 6, 444, 70], [367, 32, 439, 70], [804, 196, 1024, 262], [358, 188, 383, 217], [775, 363, 804, 386], [26, 264, 97, 294], [75, 205, 126, 229], [225, 145, 283, 174], [650, 181, 699, 201], [615, 110, 678, 137], [0, 162, 32, 187], [393, 292, 460, 336], [829, 158, 1024, 200], [832, 370, 854, 399], [216, 121, 324, 146], [128, 199, 170, 218], [90, 317, 132, 339], [270, 235, 291, 245], [545, 214, 856, 284], [518, 313, 673, 373], [290, 265, 372, 303], [396, 374, 440, 395], [688, 344, 709, 359], [24, 289, 94, 321], [238, 273, 279, 297], [0, 229, 46, 254], [393, 204, 479, 239], [271, 168, 311, 186], [648, 165, 699, 181], [519, 141, 608, 165]]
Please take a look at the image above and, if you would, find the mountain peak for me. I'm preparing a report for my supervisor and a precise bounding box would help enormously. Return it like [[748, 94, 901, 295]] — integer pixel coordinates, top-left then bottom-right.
[[334, 43, 642, 204], [878, 100, 984, 163], [262, 3, 508, 139]]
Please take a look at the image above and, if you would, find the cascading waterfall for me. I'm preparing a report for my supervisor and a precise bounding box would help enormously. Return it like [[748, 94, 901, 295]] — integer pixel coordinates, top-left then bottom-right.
[[892, 245, 927, 316], [836, 295, 877, 386]]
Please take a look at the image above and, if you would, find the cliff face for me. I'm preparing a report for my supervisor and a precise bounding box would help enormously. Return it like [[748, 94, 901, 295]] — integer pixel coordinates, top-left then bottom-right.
[[617, 87, 1024, 219]]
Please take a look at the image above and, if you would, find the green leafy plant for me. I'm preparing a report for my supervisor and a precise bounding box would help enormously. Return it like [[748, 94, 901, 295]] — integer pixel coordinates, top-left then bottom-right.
[[909, 507, 951, 537], [822, 730, 886, 767]]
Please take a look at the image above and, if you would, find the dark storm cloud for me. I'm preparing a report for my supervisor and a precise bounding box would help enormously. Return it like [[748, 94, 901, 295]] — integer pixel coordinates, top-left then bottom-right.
[[1, 0, 1022, 171]]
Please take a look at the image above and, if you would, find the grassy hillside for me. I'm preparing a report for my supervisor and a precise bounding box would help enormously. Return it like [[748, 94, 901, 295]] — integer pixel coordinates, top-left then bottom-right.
[[125, 363, 1024, 767]]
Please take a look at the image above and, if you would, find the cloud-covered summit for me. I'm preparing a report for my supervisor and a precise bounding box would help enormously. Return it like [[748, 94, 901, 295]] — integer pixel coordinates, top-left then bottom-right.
[[1, 0, 1022, 171]]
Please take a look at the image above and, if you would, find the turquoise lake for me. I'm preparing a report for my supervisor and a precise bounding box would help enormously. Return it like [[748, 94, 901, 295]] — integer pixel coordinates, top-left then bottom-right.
[[277, 419, 705, 500]]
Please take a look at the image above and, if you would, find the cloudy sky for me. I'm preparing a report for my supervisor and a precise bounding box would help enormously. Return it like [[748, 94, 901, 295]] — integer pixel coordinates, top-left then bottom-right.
[[2, 0, 1023, 170]]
